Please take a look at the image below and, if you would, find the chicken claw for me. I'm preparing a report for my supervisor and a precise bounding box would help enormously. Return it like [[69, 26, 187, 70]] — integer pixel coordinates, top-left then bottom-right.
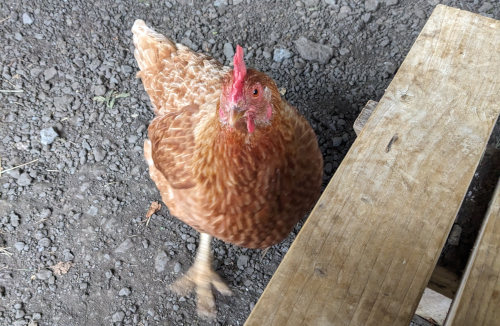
[[169, 233, 232, 319]]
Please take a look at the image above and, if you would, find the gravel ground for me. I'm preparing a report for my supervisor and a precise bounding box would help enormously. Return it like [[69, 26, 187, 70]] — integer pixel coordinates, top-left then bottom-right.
[[0, 1, 498, 325]]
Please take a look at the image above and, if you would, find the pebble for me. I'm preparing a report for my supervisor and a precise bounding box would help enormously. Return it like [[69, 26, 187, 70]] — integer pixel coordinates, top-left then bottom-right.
[[38, 237, 51, 247], [10, 213, 20, 227], [22, 13, 33, 25], [173, 262, 182, 274], [237, 255, 249, 270], [332, 137, 343, 147], [115, 238, 134, 254], [214, 0, 228, 7], [154, 251, 170, 272], [112, 311, 125, 322], [93, 147, 106, 162], [93, 85, 107, 96], [43, 67, 57, 81], [324, 162, 333, 174], [36, 269, 53, 280], [15, 309, 25, 319], [16, 172, 32, 186], [365, 0, 380, 12], [14, 242, 25, 251], [273, 48, 292, 63], [223, 43, 234, 61], [118, 287, 131, 296], [40, 127, 59, 145], [294, 37, 334, 64]]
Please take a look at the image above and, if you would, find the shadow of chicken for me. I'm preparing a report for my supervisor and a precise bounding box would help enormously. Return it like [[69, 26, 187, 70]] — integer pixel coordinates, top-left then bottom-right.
[[132, 20, 323, 319]]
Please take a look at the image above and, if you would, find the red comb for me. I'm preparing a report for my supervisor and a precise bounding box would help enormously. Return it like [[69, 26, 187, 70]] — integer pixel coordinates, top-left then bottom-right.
[[230, 45, 246, 103]]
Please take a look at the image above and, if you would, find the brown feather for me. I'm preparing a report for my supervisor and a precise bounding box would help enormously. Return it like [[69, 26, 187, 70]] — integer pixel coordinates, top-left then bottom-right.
[[133, 20, 323, 248]]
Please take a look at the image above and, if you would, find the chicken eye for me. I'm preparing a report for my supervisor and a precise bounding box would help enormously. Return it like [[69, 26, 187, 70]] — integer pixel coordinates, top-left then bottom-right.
[[252, 88, 259, 96]]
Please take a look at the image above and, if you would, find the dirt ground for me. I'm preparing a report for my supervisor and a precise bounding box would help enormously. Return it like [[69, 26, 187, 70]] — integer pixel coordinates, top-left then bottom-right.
[[0, 1, 498, 325]]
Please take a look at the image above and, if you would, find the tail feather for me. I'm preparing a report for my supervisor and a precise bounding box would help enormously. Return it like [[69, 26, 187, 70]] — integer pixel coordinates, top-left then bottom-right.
[[131, 20, 176, 72]]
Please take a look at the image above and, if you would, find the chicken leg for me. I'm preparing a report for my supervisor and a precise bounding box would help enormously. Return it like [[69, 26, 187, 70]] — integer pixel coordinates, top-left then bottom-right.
[[170, 233, 232, 319]]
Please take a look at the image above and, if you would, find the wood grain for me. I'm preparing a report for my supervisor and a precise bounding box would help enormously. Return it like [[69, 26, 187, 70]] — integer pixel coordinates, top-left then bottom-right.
[[245, 5, 500, 326], [353, 100, 378, 136], [445, 181, 500, 326]]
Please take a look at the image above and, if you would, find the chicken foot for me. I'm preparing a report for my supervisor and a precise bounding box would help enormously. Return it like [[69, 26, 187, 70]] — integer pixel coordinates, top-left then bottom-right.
[[170, 233, 232, 319]]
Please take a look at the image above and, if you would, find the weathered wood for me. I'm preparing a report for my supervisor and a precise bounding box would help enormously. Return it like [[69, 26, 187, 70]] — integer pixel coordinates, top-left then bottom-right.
[[353, 100, 378, 135], [445, 181, 500, 326], [245, 5, 500, 326]]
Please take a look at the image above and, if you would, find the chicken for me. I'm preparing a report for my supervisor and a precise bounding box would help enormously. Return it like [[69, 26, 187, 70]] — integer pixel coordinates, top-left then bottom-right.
[[132, 20, 323, 319]]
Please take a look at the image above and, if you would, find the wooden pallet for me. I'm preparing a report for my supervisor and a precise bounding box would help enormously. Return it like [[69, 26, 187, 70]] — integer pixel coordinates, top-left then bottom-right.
[[445, 181, 500, 325], [245, 5, 500, 326]]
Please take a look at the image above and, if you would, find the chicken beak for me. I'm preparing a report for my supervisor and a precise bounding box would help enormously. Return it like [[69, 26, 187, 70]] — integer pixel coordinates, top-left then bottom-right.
[[228, 108, 245, 127]]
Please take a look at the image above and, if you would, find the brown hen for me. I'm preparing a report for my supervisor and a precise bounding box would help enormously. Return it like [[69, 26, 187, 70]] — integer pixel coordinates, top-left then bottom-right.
[[132, 20, 323, 319]]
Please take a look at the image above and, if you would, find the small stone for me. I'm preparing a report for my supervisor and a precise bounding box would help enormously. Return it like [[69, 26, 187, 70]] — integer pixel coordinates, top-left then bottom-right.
[[119, 287, 131, 296], [332, 137, 343, 147], [365, 0, 380, 12], [173, 262, 181, 274], [17, 173, 32, 186], [273, 48, 292, 63], [43, 67, 57, 81], [383, 61, 397, 74], [115, 238, 134, 254], [40, 127, 59, 145], [324, 162, 333, 174], [214, 0, 228, 7], [22, 13, 33, 25], [112, 311, 125, 322], [15, 309, 25, 319], [93, 147, 106, 162], [87, 206, 98, 216], [478, 3, 493, 13], [38, 237, 51, 247], [384, 0, 398, 5], [303, 0, 319, 6], [223, 43, 234, 60], [14, 303, 23, 310], [294, 37, 334, 64], [93, 85, 107, 96], [339, 47, 350, 56], [262, 51, 271, 60], [36, 269, 53, 280], [127, 135, 138, 144], [14, 242, 25, 251], [237, 255, 249, 270], [155, 251, 170, 272], [448, 224, 462, 246], [63, 249, 75, 261]]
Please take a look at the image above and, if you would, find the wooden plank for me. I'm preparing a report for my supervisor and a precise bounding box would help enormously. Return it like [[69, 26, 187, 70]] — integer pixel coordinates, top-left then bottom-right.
[[245, 5, 500, 326], [353, 100, 378, 136], [355, 102, 462, 301], [445, 181, 500, 326]]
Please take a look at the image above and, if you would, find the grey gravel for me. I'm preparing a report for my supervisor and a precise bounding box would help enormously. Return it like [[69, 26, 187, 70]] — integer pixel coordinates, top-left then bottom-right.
[[154, 251, 170, 272], [237, 255, 249, 270], [14, 242, 25, 251], [22, 13, 33, 25], [17, 173, 32, 186], [365, 0, 381, 12], [273, 48, 292, 63], [294, 37, 334, 64], [112, 311, 125, 322], [118, 287, 131, 296], [40, 127, 59, 145], [223, 42, 234, 61], [36, 269, 52, 280]]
